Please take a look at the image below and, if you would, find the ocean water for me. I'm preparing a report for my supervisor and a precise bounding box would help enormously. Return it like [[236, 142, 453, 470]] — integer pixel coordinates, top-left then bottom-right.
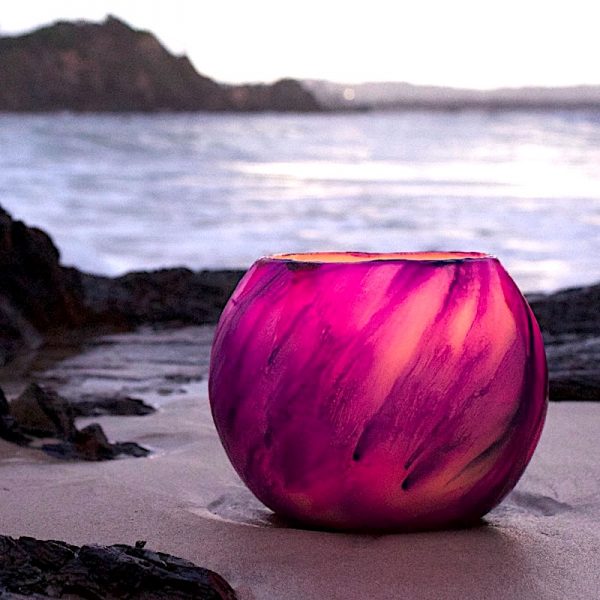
[[1, 111, 599, 293]]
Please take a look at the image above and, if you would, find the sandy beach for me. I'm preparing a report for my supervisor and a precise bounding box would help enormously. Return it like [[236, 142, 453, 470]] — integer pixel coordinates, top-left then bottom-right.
[[2, 10, 600, 599], [1, 326, 598, 600]]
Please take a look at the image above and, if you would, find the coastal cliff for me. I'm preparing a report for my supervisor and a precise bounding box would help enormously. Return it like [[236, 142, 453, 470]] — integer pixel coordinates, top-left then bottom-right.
[[0, 16, 321, 113]]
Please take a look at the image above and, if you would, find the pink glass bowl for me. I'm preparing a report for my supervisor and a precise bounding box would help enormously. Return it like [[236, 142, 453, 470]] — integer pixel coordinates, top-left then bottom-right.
[[209, 252, 548, 531]]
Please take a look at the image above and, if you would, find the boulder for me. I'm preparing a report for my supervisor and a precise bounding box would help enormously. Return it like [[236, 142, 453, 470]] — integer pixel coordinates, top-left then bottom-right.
[[528, 286, 600, 400], [0, 535, 238, 599], [0, 383, 150, 461], [0, 387, 30, 445], [542, 335, 600, 401], [0, 206, 87, 364], [71, 394, 155, 417], [42, 423, 150, 461], [9, 383, 77, 439], [81, 268, 245, 327], [528, 284, 600, 337]]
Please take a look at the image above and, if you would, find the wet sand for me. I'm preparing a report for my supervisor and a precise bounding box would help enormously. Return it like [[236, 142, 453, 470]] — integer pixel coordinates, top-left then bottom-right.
[[1, 326, 599, 599]]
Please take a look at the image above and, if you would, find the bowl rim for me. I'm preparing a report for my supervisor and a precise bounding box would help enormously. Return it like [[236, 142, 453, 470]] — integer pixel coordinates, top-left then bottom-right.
[[264, 251, 497, 264]]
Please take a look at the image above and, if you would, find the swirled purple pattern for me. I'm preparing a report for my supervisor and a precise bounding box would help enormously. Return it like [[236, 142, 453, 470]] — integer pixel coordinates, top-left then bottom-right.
[[209, 252, 548, 530]]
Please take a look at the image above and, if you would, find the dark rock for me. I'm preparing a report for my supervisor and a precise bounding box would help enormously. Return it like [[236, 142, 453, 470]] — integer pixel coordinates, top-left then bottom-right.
[[0, 205, 243, 360], [227, 78, 322, 112], [165, 374, 204, 384], [0, 15, 321, 113], [527, 285, 600, 400], [0, 207, 88, 364], [0, 388, 9, 415], [70, 395, 155, 417], [42, 423, 150, 461], [0, 295, 43, 366], [0, 384, 150, 461], [543, 335, 600, 401], [549, 375, 600, 401], [528, 284, 600, 337], [0, 534, 238, 599], [81, 267, 245, 327], [108, 440, 151, 458], [10, 383, 77, 439], [0, 387, 31, 445]]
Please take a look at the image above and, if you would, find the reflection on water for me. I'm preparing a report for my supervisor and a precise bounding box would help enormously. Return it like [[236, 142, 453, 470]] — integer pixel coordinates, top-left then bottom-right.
[[1, 111, 599, 292]]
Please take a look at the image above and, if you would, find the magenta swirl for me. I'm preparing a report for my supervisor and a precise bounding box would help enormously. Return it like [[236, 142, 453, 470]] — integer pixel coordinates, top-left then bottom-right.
[[209, 252, 548, 531]]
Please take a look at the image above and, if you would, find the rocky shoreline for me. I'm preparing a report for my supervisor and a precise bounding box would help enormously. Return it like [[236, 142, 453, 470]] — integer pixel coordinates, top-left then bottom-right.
[[0, 383, 151, 461], [0, 204, 244, 364], [1, 204, 598, 598], [1, 204, 599, 401], [0, 205, 246, 597]]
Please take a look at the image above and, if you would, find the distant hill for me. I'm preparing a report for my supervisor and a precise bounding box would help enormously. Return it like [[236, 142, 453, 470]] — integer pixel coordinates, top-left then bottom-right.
[[0, 16, 321, 113], [304, 79, 600, 111]]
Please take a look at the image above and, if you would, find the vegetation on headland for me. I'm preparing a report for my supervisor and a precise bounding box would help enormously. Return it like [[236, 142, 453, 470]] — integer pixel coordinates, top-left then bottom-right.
[[0, 16, 320, 113], [2, 16, 600, 113]]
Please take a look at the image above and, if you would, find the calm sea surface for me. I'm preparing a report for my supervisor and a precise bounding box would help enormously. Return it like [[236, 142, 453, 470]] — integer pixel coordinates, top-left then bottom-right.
[[1, 111, 599, 292]]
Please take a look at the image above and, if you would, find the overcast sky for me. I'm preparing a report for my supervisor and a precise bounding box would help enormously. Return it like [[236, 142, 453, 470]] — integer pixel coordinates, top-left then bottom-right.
[[2, 0, 599, 89]]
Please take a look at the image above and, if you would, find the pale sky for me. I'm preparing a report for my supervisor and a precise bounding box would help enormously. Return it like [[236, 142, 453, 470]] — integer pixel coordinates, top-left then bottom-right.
[[2, 0, 600, 89]]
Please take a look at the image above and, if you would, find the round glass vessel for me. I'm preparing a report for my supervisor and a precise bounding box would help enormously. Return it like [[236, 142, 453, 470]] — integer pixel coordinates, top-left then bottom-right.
[[209, 252, 548, 531]]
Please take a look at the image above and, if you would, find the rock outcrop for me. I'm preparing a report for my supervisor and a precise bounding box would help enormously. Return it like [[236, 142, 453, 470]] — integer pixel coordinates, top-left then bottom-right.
[[0, 204, 598, 401], [0, 16, 321, 113], [0, 206, 87, 364], [0, 383, 150, 460], [228, 78, 322, 112], [81, 268, 244, 329], [0, 387, 30, 445], [0, 535, 237, 599], [529, 287, 600, 400], [528, 285, 600, 338], [0, 206, 243, 365], [71, 394, 155, 417]]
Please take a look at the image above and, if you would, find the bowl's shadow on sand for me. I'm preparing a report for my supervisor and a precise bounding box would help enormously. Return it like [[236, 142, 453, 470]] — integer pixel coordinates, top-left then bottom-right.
[[207, 485, 566, 533], [261, 512, 490, 535], [205, 488, 548, 599]]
